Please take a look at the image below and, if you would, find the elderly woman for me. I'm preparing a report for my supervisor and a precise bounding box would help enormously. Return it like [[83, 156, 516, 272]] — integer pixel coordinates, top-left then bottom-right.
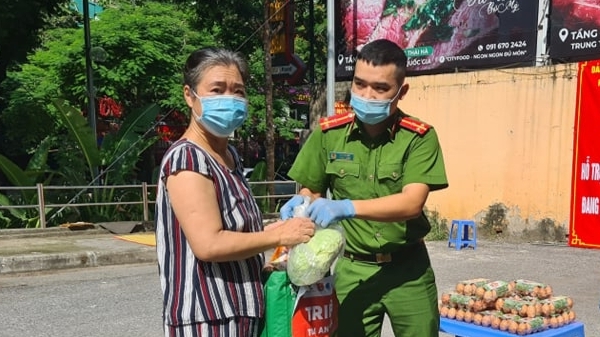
[[155, 47, 315, 337]]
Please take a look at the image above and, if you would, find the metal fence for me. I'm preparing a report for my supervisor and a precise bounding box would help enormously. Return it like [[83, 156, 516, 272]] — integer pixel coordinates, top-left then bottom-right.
[[0, 181, 298, 228]]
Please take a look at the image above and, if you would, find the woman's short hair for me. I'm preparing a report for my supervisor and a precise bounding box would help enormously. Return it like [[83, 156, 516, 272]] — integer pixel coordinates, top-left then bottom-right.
[[183, 47, 249, 88]]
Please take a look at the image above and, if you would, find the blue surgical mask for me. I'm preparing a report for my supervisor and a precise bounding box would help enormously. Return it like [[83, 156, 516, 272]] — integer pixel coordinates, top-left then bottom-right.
[[350, 90, 401, 125], [192, 92, 248, 138]]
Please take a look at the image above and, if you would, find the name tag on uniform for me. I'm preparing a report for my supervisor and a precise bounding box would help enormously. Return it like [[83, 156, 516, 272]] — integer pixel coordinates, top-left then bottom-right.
[[329, 151, 354, 161]]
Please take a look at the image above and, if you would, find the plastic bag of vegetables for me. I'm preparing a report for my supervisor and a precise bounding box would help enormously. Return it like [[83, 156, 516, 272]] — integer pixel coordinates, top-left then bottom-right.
[[286, 197, 345, 286]]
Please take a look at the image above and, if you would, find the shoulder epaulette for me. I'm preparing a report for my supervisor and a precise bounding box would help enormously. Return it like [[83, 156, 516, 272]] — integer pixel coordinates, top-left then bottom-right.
[[319, 112, 355, 131], [398, 116, 431, 135]]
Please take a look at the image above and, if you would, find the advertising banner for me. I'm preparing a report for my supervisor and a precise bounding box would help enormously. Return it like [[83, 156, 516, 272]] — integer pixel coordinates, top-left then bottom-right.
[[549, 0, 600, 61], [335, 0, 539, 79], [569, 60, 600, 249]]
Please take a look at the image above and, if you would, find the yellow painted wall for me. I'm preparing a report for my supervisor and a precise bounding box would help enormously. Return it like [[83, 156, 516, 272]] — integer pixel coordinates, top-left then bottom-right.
[[399, 63, 579, 232]]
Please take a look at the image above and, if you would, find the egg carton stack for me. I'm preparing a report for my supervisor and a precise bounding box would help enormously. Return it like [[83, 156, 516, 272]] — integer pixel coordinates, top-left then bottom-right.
[[439, 278, 576, 335]]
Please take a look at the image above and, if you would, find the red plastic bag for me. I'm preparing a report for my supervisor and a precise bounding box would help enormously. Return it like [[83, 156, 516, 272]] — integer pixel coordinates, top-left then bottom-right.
[[292, 275, 338, 337]]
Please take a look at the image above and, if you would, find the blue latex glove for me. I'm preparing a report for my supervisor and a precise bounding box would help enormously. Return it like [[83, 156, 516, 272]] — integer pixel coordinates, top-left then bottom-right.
[[279, 195, 305, 220], [306, 198, 355, 228]]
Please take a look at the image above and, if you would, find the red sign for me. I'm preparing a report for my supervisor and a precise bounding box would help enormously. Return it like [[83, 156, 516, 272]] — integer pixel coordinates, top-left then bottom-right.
[[569, 60, 600, 249], [272, 53, 307, 85]]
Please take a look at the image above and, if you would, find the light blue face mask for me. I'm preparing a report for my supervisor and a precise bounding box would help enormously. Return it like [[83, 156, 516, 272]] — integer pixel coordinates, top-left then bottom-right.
[[350, 90, 401, 125], [192, 91, 248, 138]]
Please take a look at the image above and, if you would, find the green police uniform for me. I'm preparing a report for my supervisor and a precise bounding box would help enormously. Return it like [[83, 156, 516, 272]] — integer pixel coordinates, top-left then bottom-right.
[[287, 110, 448, 337]]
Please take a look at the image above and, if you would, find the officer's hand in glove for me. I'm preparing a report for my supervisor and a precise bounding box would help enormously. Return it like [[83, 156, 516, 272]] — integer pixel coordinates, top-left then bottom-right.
[[279, 195, 305, 220], [306, 198, 355, 228]]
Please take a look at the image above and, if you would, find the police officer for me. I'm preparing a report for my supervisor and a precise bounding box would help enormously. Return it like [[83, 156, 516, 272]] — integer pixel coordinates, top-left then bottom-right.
[[280, 39, 448, 337]]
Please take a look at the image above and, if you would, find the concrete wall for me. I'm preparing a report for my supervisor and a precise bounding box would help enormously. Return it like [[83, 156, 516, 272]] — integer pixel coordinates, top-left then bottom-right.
[[332, 63, 580, 240]]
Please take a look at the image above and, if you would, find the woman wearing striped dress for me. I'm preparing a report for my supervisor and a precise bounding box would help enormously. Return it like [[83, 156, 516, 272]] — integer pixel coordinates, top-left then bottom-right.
[[155, 47, 315, 337]]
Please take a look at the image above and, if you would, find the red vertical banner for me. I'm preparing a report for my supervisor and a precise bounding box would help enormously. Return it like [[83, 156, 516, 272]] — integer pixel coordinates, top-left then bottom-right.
[[570, 60, 600, 249]]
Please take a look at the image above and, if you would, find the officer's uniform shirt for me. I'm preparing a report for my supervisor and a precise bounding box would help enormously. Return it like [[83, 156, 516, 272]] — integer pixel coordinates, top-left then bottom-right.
[[288, 110, 448, 256]]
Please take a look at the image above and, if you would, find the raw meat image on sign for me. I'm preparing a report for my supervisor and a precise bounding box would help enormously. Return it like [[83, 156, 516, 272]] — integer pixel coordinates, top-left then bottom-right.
[[335, 0, 540, 78], [550, 0, 600, 62]]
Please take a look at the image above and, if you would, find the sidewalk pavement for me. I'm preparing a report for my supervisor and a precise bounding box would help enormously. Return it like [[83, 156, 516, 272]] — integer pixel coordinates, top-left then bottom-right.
[[0, 225, 157, 274], [1, 225, 599, 335], [0, 218, 282, 275]]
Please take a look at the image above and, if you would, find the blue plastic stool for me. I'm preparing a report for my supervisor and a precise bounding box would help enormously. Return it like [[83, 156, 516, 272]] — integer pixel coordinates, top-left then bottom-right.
[[448, 220, 477, 250]]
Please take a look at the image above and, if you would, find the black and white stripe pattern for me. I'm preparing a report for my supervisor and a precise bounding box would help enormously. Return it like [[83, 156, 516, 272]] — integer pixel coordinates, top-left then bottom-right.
[[156, 139, 265, 330], [164, 316, 259, 337]]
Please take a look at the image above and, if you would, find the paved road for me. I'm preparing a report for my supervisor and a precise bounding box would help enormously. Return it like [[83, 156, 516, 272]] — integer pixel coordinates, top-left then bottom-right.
[[1, 240, 598, 337], [0, 263, 162, 337], [431, 240, 600, 337]]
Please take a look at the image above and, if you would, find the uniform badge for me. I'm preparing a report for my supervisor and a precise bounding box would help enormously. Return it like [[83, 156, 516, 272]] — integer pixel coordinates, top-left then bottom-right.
[[329, 152, 354, 161]]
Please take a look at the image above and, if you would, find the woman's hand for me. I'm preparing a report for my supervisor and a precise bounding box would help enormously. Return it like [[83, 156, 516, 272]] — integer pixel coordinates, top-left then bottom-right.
[[274, 217, 316, 246], [264, 220, 284, 232]]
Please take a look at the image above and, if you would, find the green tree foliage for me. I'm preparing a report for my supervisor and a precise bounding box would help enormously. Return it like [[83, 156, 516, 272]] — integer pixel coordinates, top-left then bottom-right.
[[161, 0, 312, 128], [0, 99, 161, 227], [0, 139, 55, 228], [2, 0, 321, 183], [233, 47, 305, 172], [50, 99, 161, 223], [294, 0, 328, 83], [0, 1, 208, 157], [0, 0, 71, 84], [166, 0, 263, 56], [85, 2, 209, 111]]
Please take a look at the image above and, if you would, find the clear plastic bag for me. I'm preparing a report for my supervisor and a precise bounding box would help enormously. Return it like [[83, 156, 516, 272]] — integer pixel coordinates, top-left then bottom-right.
[[287, 197, 345, 286]]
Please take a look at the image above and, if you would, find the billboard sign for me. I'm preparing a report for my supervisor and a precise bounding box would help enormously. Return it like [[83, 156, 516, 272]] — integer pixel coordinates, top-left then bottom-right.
[[335, 0, 540, 79], [569, 60, 600, 249], [549, 0, 600, 61]]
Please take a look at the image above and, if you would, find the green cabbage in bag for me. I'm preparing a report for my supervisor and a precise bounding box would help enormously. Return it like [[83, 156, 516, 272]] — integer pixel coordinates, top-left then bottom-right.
[[287, 225, 345, 286], [286, 197, 345, 286]]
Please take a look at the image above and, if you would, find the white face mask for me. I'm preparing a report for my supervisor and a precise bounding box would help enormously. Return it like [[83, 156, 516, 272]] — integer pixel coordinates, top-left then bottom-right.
[[192, 91, 248, 137], [349, 89, 401, 125]]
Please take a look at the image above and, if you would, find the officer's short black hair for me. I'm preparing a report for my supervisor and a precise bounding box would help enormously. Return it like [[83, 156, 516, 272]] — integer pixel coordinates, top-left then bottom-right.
[[356, 39, 408, 85]]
